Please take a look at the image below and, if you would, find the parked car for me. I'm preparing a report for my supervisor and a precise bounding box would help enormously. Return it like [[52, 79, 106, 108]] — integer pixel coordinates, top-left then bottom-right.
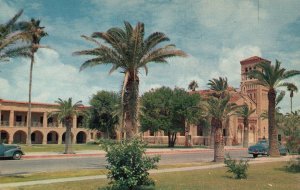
[[0, 143, 24, 160], [248, 140, 288, 158]]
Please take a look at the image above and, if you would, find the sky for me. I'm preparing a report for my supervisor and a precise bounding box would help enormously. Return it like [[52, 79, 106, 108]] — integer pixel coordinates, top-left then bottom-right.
[[0, 0, 300, 113]]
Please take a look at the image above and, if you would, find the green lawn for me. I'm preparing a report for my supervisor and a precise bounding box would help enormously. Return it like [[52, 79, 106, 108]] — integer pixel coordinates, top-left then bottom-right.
[[5, 162, 300, 190], [20, 144, 102, 152], [19, 144, 208, 153], [0, 162, 211, 183]]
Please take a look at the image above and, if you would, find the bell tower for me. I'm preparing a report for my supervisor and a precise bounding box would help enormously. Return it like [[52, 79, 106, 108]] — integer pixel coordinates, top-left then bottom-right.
[[240, 56, 270, 140]]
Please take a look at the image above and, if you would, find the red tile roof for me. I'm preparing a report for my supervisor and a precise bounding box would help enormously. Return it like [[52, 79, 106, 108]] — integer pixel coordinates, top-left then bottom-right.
[[0, 99, 89, 108], [240, 56, 271, 65]]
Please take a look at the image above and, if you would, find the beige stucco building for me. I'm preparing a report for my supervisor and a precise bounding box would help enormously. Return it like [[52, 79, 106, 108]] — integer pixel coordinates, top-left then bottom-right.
[[0, 56, 270, 145], [0, 100, 95, 144], [143, 56, 270, 145]]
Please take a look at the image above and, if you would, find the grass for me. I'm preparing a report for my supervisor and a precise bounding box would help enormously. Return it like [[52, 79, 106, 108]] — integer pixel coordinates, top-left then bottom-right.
[[19, 144, 209, 153], [146, 144, 209, 149], [0, 169, 107, 183], [0, 162, 211, 184], [4, 162, 300, 190], [20, 144, 101, 153]]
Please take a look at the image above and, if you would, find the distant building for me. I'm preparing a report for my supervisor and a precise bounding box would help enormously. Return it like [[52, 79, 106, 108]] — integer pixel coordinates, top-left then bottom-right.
[[0, 100, 95, 144], [0, 56, 271, 145], [143, 56, 270, 145]]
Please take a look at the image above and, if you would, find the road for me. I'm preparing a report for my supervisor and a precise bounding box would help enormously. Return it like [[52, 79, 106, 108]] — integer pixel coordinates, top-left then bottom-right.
[[0, 150, 249, 175]]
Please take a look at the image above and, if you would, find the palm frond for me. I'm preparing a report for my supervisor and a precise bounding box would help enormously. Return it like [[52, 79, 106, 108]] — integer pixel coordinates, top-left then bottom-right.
[[276, 91, 285, 106], [80, 35, 101, 46]]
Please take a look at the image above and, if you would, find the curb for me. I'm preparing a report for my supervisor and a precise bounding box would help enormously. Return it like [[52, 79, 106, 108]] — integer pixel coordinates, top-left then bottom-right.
[[22, 148, 247, 160]]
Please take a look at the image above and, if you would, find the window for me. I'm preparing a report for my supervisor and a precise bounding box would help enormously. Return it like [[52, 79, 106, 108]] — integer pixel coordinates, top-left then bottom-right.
[[278, 134, 282, 142], [16, 115, 22, 122], [223, 129, 226, 136], [91, 133, 94, 139], [180, 131, 185, 136], [48, 117, 53, 123], [197, 125, 203, 136], [77, 116, 84, 128], [149, 130, 154, 136], [31, 133, 36, 141]]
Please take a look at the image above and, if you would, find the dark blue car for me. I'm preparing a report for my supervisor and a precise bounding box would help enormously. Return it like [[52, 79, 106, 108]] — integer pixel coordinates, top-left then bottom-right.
[[248, 140, 288, 158]]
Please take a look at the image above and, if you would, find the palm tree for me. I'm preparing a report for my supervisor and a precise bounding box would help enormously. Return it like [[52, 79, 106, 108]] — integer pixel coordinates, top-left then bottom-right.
[[207, 77, 228, 98], [21, 19, 47, 145], [287, 83, 298, 113], [50, 98, 83, 154], [188, 80, 198, 91], [248, 60, 300, 157], [207, 77, 229, 147], [205, 95, 237, 162], [235, 104, 256, 148], [74, 21, 187, 139], [0, 9, 31, 62]]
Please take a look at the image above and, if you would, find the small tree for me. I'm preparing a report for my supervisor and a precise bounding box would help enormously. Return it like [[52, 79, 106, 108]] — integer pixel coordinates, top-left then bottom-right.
[[287, 83, 298, 113], [101, 138, 160, 190], [50, 98, 83, 154], [235, 104, 256, 148], [188, 80, 199, 91], [87, 91, 120, 139], [140, 87, 202, 147], [224, 154, 249, 179]]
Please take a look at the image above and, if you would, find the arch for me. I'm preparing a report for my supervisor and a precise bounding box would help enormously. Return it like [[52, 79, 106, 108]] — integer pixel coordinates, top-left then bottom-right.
[[62, 132, 74, 144], [31, 130, 43, 144], [0, 130, 10, 143], [13, 130, 27, 144], [76, 131, 87, 144], [249, 125, 256, 143], [47, 131, 59, 144]]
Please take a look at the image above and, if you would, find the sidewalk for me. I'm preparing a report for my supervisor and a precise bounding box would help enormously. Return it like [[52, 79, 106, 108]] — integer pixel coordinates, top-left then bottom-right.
[[22, 146, 247, 159], [0, 155, 296, 189]]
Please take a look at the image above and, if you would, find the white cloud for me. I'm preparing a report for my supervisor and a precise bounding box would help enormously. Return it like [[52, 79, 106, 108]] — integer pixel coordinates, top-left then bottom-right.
[[0, 0, 19, 22], [0, 49, 103, 105], [218, 46, 262, 86]]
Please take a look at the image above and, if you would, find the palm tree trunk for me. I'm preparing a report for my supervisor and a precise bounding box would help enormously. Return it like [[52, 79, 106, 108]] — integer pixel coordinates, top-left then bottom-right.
[[123, 74, 139, 140], [184, 120, 190, 147], [290, 96, 293, 113], [64, 120, 73, 154], [213, 121, 224, 162], [268, 89, 280, 157], [243, 119, 249, 148], [27, 54, 34, 145], [209, 124, 215, 149]]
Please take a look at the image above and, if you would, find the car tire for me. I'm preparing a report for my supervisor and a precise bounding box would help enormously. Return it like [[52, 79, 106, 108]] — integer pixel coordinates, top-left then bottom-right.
[[13, 152, 22, 160], [253, 154, 258, 158]]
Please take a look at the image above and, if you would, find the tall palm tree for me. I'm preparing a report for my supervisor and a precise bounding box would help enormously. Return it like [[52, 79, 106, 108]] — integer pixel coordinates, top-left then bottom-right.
[[248, 60, 300, 157], [207, 77, 228, 98], [50, 98, 83, 154], [0, 9, 31, 62], [21, 19, 47, 145], [287, 83, 298, 113], [207, 77, 229, 147], [235, 104, 256, 148], [188, 80, 198, 91], [74, 21, 187, 139], [205, 95, 237, 162]]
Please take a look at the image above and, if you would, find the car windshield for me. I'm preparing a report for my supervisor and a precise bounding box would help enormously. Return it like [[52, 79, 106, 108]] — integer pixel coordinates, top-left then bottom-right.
[[257, 140, 268, 144]]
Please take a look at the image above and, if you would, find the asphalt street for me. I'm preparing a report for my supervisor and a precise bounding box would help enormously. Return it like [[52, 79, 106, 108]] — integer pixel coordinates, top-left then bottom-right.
[[0, 149, 249, 175]]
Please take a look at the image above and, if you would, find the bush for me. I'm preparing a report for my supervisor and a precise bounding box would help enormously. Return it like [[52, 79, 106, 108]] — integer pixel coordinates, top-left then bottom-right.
[[285, 157, 300, 173], [100, 138, 160, 190], [224, 154, 249, 179], [286, 136, 300, 154]]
